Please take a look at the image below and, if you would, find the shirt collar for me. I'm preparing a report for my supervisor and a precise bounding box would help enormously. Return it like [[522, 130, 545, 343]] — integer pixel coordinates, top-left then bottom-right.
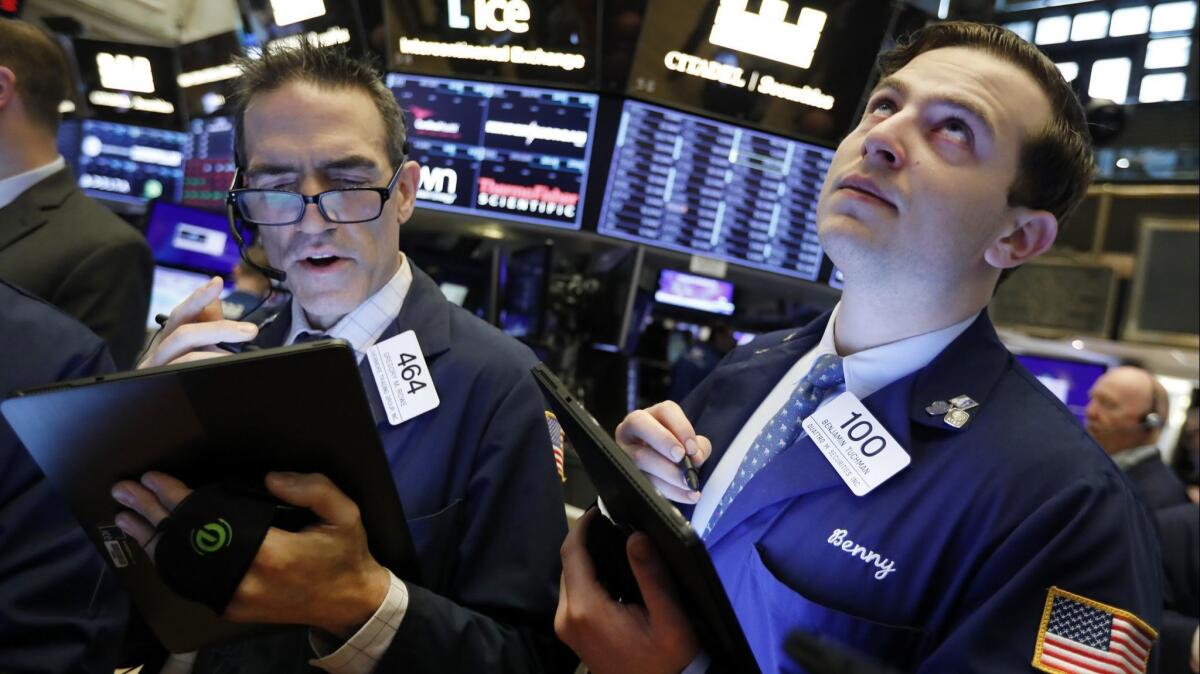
[[810, 302, 980, 399], [1110, 444, 1161, 471], [0, 157, 66, 211], [286, 254, 413, 362]]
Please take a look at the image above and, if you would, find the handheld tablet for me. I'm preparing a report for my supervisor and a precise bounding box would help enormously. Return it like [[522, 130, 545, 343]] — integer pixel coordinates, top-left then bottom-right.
[[2, 340, 418, 653], [531, 364, 761, 673]]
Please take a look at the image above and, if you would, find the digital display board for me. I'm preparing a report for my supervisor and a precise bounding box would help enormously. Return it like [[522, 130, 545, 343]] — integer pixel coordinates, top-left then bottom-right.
[[72, 38, 184, 130], [384, 0, 597, 89], [238, 0, 367, 55], [76, 120, 188, 205], [177, 31, 243, 118], [626, 0, 894, 143], [147, 265, 232, 330], [598, 100, 832, 281], [145, 201, 241, 276], [183, 115, 237, 211], [387, 72, 599, 230], [656, 270, 735, 315]]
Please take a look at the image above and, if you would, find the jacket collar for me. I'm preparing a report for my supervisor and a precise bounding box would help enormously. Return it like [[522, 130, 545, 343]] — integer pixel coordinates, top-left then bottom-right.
[[0, 167, 77, 252]]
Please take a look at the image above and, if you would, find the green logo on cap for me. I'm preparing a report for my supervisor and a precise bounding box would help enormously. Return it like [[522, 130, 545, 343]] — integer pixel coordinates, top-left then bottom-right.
[[190, 518, 232, 555]]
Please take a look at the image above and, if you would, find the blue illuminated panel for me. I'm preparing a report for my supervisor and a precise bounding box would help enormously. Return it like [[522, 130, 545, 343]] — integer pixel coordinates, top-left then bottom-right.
[[387, 73, 599, 230], [598, 100, 833, 281], [76, 120, 187, 205]]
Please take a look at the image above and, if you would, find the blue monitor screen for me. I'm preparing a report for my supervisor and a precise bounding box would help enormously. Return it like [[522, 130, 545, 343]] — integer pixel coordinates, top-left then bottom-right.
[[1016, 354, 1108, 424], [183, 115, 237, 212], [656, 270, 735, 315], [597, 99, 833, 281], [386, 73, 599, 230], [146, 265, 232, 330], [144, 201, 240, 276], [76, 120, 187, 205]]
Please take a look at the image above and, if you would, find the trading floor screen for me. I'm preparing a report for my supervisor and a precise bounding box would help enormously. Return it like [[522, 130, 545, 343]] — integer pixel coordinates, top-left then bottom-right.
[[597, 100, 833, 281], [182, 115, 236, 211], [76, 120, 187, 205], [387, 73, 599, 230]]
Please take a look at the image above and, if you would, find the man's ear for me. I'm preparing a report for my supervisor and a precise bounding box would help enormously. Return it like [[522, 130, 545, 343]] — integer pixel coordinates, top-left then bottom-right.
[[984, 208, 1058, 269], [394, 160, 420, 225], [0, 67, 17, 112]]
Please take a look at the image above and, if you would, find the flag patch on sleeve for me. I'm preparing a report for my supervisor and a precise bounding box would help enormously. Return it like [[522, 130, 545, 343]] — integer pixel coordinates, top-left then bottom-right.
[[545, 411, 565, 482], [1032, 586, 1156, 674]]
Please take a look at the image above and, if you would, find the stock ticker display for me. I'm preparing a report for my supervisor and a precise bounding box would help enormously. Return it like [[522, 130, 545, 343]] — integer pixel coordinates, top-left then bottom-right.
[[182, 115, 237, 211], [76, 120, 188, 205], [387, 73, 599, 230], [597, 100, 833, 281]]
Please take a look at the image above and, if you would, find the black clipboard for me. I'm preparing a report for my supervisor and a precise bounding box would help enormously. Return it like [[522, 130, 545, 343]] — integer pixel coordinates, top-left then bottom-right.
[[532, 364, 761, 673], [1, 340, 419, 653]]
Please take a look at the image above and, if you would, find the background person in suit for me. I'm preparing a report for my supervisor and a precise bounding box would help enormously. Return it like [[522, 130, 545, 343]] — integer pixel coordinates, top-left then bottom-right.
[[1087, 365, 1190, 511], [0, 18, 153, 369], [0, 278, 129, 673], [555, 22, 1163, 673], [1156, 503, 1199, 674], [112, 43, 570, 673]]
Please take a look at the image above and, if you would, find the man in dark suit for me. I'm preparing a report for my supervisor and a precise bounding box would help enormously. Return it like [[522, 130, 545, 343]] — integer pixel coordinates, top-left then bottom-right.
[[555, 22, 1163, 672], [0, 278, 129, 672], [1087, 365, 1190, 511], [1156, 504, 1199, 674], [0, 18, 152, 369], [111, 42, 568, 673]]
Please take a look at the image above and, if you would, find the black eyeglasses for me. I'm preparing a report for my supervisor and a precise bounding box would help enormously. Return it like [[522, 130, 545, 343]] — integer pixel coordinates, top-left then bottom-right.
[[228, 163, 404, 226]]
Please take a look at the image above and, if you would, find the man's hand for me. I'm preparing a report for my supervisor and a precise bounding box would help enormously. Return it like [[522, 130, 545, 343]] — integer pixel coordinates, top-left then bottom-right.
[[139, 277, 258, 368], [615, 401, 713, 502], [111, 471, 390, 639], [555, 508, 700, 674]]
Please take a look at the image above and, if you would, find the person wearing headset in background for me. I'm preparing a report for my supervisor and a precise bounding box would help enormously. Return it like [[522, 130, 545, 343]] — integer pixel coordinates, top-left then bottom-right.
[[1087, 365, 1190, 511], [555, 22, 1163, 673], [110, 43, 570, 674], [0, 18, 153, 370]]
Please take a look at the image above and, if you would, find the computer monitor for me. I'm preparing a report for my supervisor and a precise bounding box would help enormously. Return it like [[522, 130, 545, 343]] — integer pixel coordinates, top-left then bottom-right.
[[500, 242, 553, 339], [597, 100, 832, 281], [386, 73, 600, 230], [144, 201, 241, 277], [1015, 354, 1108, 424], [655, 270, 735, 316], [76, 120, 188, 206], [146, 266, 232, 330], [183, 115, 237, 212]]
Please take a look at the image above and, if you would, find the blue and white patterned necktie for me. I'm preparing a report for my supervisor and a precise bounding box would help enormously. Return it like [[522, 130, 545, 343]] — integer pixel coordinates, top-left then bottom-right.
[[703, 353, 845, 538]]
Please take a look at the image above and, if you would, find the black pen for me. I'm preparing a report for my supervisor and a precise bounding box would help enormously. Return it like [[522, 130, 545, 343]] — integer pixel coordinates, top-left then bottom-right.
[[681, 454, 700, 492]]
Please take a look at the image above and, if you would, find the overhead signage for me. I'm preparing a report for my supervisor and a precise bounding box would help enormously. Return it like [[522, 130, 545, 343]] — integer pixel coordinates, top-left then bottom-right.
[[709, 0, 827, 69], [73, 38, 184, 129]]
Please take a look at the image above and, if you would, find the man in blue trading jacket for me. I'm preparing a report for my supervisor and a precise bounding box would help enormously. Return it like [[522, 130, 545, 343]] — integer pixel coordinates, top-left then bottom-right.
[[556, 22, 1163, 673], [111, 44, 568, 673], [0, 279, 129, 672]]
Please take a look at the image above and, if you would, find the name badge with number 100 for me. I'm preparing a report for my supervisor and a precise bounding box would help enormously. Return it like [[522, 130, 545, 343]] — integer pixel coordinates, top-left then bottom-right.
[[802, 392, 910, 496], [367, 330, 440, 425]]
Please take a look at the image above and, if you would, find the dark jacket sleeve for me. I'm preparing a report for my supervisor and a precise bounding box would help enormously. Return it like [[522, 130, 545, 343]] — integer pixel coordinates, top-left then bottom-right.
[[377, 368, 573, 673], [0, 335, 129, 673], [51, 235, 153, 370]]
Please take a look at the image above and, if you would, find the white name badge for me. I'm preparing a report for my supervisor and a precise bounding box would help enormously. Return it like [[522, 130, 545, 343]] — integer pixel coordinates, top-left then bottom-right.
[[367, 330, 440, 425], [802, 392, 910, 496]]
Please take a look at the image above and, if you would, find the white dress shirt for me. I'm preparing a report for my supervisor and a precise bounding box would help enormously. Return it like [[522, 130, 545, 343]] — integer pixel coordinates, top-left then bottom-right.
[[689, 303, 979, 536], [0, 156, 65, 210]]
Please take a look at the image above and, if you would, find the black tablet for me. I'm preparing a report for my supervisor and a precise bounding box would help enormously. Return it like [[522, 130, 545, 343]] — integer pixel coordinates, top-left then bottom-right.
[[531, 364, 761, 673], [1, 340, 419, 653]]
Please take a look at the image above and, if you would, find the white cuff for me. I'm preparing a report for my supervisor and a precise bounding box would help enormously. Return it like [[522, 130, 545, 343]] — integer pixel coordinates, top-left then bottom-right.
[[680, 650, 711, 674], [308, 572, 409, 674]]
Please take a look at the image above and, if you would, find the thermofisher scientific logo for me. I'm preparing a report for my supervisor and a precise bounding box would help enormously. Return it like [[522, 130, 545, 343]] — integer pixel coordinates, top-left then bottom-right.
[[477, 178, 579, 219], [709, 0, 827, 70]]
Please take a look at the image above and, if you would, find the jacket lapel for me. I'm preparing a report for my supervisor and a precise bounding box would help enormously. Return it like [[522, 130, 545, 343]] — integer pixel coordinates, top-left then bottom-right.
[[0, 168, 76, 252]]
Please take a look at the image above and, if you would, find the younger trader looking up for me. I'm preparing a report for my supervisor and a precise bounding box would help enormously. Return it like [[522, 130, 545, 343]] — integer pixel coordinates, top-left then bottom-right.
[[556, 22, 1163, 673], [113, 44, 568, 673]]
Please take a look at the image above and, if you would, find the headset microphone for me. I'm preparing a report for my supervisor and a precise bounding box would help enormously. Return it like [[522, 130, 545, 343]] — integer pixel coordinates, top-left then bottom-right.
[[225, 169, 287, 283]]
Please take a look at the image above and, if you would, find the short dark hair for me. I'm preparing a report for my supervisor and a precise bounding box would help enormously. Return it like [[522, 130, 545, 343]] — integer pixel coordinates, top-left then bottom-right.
[[879, 21, 1095, 241], [0, 18, 70, 133], [230, 43, 407, 170]]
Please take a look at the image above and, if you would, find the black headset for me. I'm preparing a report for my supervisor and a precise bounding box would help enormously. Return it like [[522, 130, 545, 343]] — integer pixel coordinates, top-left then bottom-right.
[[1142, 372, 1164, 431]]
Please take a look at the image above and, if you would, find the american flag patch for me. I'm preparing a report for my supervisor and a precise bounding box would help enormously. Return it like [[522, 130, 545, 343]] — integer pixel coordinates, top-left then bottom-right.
[[1033, 586, 1156, 674], [545, 411, 565, 482]]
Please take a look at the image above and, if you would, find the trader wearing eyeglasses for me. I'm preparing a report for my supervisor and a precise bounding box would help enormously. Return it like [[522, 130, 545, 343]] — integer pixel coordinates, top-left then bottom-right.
[[113, 43, 570, 674]]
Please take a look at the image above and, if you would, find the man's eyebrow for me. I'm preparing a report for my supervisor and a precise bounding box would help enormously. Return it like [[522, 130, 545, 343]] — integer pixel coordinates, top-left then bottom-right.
[[871, 76, 996, 139], [245, 163, 296, 179], [245, 156, 382, 179]]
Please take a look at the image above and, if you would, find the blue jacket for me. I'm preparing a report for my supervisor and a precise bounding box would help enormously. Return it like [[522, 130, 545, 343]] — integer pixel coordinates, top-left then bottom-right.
[[0, 279, 129, 672], [680, 311, 1163, 673], [192, 264, 569, 673]]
